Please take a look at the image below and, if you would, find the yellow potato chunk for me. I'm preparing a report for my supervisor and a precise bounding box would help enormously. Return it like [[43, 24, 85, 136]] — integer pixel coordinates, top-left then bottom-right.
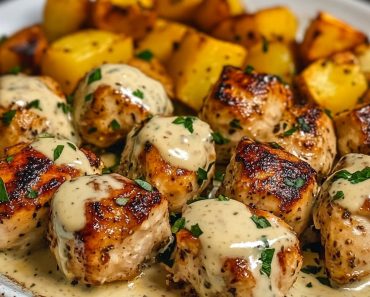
[[41, 30, 133, 94], [297, 52, 367, 114], [301, 12, 367, 63], [167, 30, 247, 110], [155, 0, 203, 22]]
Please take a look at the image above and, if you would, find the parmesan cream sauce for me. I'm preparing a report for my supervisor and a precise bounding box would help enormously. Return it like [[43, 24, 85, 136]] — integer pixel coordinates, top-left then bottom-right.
[[123, 116, 216, 172], [73, 64, 173, 123], [0, 75, 79, 143]]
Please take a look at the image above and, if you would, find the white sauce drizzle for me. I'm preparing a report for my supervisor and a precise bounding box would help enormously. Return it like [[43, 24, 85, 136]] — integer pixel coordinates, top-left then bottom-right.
[[124, 116, 215, 172], [73, 64, 173, 124], [0, 75, 79, 143], [182, 199, 298, 297]]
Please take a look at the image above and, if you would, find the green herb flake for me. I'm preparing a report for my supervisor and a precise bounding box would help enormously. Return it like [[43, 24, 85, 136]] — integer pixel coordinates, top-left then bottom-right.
[[57, 102, 71, 114], [102, 167, 112, 174], [85, 93, 93, 102], [214, 171, 225, 182], [115, 197, 129, 206], [88, 127, 97, 134], [87, 68, 102, 84], [6, 156, 13, 163], [134, 179, 153, 192], [306, 282, 313, 288], [316, 277, 331, 287], [8, 66, 21, 75], [244, 65, 254, 74], [53, 145, 64, 161], [229, 119, 242, 130], [67, 142, 77, 151], [171, 217, 185, 233], [2, 110, 16, 125], [301, 265, 321, 275], [324, 109, 333, 119], [333, 167, 370, 184], [27, 189, 38, 199], [196, 167, 208, 185], [262, 37, 269, 53], [110, 119, 121, 131], [282, 126, 298, 137], [211, 132, 230, 145], [136, 50, 154, 61], [66, 95, 74, 105], [0, 178, 10, 203], [190, 223, 203, 237], [284, 177, 305, 189], [26, 99, 42, 111], [297, 117, 310, 133], [269, 142, 282, 149], [332, 190, 344, 201], [259, 248, 275, 277], [261, 235, 269, 248], [251, 214, 271, 229], [133, 89, 144, 99], [216, 194, 229, 201], [172, 116, 196, 134]]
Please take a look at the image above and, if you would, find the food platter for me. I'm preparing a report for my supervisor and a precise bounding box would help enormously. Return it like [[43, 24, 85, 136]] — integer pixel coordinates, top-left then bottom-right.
[[0, 0, 370, 297]]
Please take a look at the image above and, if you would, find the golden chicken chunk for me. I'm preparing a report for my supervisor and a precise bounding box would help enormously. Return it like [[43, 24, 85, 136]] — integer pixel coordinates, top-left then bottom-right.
[[48, 173, 171, 285], [334, 103, 370, 156], [0, 74, 79, 154], [0, 137, 102, 250], [170, 199, 303, 297], [199, 66, 293, 163], [220, 138, 318, 234], [73, 64, 173, 148], [314, 153, 370, 285], [120, 116, 216, 212]]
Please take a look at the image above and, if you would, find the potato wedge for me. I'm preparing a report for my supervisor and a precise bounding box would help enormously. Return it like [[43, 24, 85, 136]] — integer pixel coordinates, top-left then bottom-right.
[[155, 0, 203, 22], [354, 44, 370, 82], [167, 30, 247, 110], [43, 0, 89, 41], [212, 6, 298, 48], [135, 19, 188, 64], [41, 30, 133, 94], [301, 12, 367, 63], [91, 0, 157, 40], [296, 52, 367, 114], [0, 25, 48, 74], [244, 41, 296, 83]]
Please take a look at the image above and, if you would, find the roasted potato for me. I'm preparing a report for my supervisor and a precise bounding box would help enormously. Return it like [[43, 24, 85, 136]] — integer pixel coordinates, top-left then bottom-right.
[[91, 0, 157, 40], [167, 30, 247, 110], [135, 19, 189, 64], [354, 43, 370, 82], [0, 25, 48, 74], [301, 12, 367, 63], [212, 6, 298, 48], [244, 41, 297, 83], [296, 51, 367, 114], [41, 29, 133, 94], [43, 0, 89, 41], [155, 0, 203, 22]]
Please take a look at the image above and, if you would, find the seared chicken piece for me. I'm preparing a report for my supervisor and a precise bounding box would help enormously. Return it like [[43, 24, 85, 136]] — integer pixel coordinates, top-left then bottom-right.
[[199, 66, 293, 163], [0, 75, 79, 154], [120, 116, 216, 212], [273, 105, 337, 177], [0, 138, 101, 250], [220, 138, 318, 234], [334, 103, 370, 155], [170, 199, 302, 297], [314, 154, 370, 285], [73, 64, 173, 148], [48, 173, 171, 285]]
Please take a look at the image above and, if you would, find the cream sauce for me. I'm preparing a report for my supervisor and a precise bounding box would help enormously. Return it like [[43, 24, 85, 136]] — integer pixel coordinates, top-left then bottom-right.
[[182, 199, 298, 297], [327, 154, 370, 213], [0, 75, 79, 143], [124, 116, 215, 171], [73, 64, 173, 124]]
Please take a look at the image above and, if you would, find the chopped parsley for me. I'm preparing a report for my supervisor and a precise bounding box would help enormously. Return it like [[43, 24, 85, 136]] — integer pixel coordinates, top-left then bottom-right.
[[196, 167, 208, 186], [136, 49, 154, 61], [2, 110, 16, 125], [333, 167, 370, 184], [306, 282, 313, 288], [216, 194, 229, 201], [172, 116, 196, 134], [214, 171, 225, 182], [171, 217, 185, 233], [324, 109, 332, 119], [282, 126, 298, 137], [244, 65, 254, 74], [212, 132, 230, 145], [6, 156, 13, 163], [87, 68, 102, 84], [26, 99, 42, 111], [109, 119, 121, 131], [115, 197, 129, 206], [134, 179, 153, 192], [229, 119, 242, 130], [269, 142, 282, 149], [66, 95, 74, 105], [8, 66, 21, 74], [57, 102, 71, 114], [133, 89, 144, 99], [88, 127, 97, 134], [316, 277, 331, 287], [261, 235, 269, 248], [297, 117, 310, 133], [259, 248, 275, 277], [27, 189, 38, 199], [53, 145, 64, 161], [0, 178, 9, 203], [301, 265, 321, 275], [284, 177, 305, 189], [67, 142, 77, 151], [262, 37, 269, 53], [332, 190, 344, 201], [190, 223, 203, 237], [85, 93, 93, 102], [251, 214, 271, 229]]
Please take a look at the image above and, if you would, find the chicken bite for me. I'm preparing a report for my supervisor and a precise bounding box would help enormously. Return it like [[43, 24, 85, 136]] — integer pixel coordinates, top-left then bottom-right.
[[0, 137, 101, 250], [219, 138, 318, 234], [0, 74, 79, 154], [169, 199, 302, 297], [73, 64, 174, 148], [119, 116, 216, 212], [48, 173, 171, 285], [314, 153, 370, 285]]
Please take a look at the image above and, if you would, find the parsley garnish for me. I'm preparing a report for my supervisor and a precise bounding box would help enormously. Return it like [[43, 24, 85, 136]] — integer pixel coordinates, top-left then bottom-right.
[[324, 109, 332, 119], [57, 102, 71, 114], [0, 178, 9, 203], [244, 65, 254, 74], [333, 167, 370, 184], [260, 248, 275, 276], [172, 116, 195, 134], [301, 265, 321, 275], [196, 168, 208, 186], [171, 217, 185, 233], [53, 145, 64, 161], [251, 214, 271, 229], [27, 189, 38, 199], [262, 37, 269, 53], [6, 156, 13, 163], [316, 277, 331, 287], [88, 127, 97, 134], [110, 119, 121, 131], [136, 50, 154, 61], [115, 197, 129, 206], [229, 119, 242, 130], [133, 89, 144, 99], [261, 235, 269, 248], [190, 224, 203, 237], [85, 93, 93, 102], [135, 179, 153, 192], [26, 99, 42, 111], [284, 177, 305, 189], [297, 117, 310, 133], [8, 66, 21, 74], [67, 142, 77, 151], [216, 194, 229, 201], [282, 126, 298, 137], [212, 132, 230, 145], [214, 171, 224, 182], [332, 190, 344, 201], [269, 142, 282, 149], [87, 68, 102, 84], [66, 95, 74, 105], [2, 110, 16, 125], [306, 282, 313, 288]]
